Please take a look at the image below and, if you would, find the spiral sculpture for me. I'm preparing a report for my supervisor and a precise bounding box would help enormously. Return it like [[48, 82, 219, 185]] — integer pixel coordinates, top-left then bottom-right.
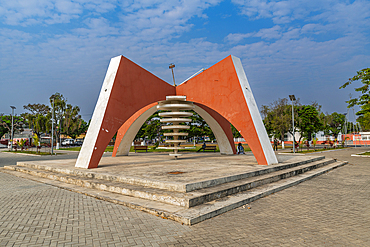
[[157, 95, 194, 158]]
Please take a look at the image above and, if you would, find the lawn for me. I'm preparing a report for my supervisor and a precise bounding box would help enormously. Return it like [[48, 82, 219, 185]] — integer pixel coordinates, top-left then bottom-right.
[[359, 151, 370, 156]]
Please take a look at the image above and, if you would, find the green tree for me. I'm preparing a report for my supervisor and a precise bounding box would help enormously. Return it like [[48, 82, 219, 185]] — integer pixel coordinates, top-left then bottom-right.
[[0, 114, 25, 138], [62, 104, 87, 139], [135, 110, 216, 143], [231, 124, 241, 138], [135, 112, 163, 141], [50, 93, 67, 145], [340, 68, 370, 130], [184, 111, 215, 142], [261, 98, 299, 141], [23, 103, 51, 139], [297, 105, 323, 141], [0, 115, 9, 138], [323, 112, 345, 138]]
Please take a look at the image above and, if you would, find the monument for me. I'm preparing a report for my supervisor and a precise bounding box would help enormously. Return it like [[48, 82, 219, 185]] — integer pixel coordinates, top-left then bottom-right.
[[75, 55, 278, 169]]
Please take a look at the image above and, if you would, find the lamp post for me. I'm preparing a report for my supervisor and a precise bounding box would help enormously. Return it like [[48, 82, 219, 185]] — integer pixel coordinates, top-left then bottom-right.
[[10, 106, 16, 152], [51, 97, 55, 155], [289, 95, 296, 153], [169, 63, 176, 86]]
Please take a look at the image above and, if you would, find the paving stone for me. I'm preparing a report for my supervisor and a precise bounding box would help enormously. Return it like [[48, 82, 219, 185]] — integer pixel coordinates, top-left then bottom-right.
[[0, 148, 369, 246]]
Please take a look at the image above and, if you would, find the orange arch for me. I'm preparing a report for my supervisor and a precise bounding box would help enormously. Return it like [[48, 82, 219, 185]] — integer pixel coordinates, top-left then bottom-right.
[[76, 55, 277, 169], [75, 56, 175, 169], [176, 56, 277, 165]]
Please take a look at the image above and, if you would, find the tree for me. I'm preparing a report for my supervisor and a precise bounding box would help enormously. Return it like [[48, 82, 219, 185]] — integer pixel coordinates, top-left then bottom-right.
[[0, 115, 9, 138], [0, 114, 25, 139], [297, 105, 323, 141], [23, 103, 51, 139], [357, 114, 370, 131], [62, 104, 87, 139], [50, 93, 67, 145], [134, 110, 216, 143], [185, 111, 214, 141], [231, 124, 241, 138], [323, 112, 345, 138], [261, 98, 299, 141], [135, 112, 162, 141], [340, 68, 370, 130]]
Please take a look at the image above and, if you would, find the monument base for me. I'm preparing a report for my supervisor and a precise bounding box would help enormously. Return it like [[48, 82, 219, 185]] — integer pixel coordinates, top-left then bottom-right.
[[2, 153, 346, 225]]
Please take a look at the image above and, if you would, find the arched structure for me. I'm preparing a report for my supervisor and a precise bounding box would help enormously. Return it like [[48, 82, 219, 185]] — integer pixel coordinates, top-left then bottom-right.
[[76, 55, 277, 169], [112, 102, 236, 157], [75, 56, 175, 169], [177, 56, 277, 166]]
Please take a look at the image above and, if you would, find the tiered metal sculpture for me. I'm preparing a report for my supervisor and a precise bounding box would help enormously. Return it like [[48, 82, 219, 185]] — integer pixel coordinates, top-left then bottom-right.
[[75, 55, 278, 169], [158, 96, 193, 158]]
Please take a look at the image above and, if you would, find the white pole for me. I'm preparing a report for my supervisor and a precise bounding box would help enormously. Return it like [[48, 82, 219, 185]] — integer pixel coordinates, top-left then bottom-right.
[[292, 100, 295, 153], [51, 98, 54, 155], [10, 106, 16, 151]]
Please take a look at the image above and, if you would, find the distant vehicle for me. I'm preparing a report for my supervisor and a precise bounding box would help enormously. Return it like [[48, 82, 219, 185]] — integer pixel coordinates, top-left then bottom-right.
[[62, 139, 74, 146], [74, 141, 83, 146]]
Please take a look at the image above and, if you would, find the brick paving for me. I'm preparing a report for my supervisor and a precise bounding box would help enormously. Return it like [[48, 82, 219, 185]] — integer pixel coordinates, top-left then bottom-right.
[[0, 147, 369, 246]]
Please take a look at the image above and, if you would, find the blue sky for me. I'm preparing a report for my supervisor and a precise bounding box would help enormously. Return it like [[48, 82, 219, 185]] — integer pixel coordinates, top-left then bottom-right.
[[1, 0, 369, 121]]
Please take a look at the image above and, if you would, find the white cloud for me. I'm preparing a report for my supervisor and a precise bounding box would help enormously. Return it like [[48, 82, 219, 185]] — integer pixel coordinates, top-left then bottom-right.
[[119, 0, 222, 41], [0, 0, 118, 25], [225, 25, 281, 44], [225, 32, 254, 43], [255, 25, 282, 39], [0, 0, 369, 116]]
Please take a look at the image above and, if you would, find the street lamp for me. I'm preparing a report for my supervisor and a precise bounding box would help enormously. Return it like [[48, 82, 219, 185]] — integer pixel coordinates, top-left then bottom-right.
[[51, 97, 55, 155], [10, 106, 16, 152], [169, 63, 176, 86], [289, 95, 296, 153]]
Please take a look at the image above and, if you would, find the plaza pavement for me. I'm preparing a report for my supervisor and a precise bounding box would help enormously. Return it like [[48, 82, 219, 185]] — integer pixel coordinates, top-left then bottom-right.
[[0, 147, 369, 246]]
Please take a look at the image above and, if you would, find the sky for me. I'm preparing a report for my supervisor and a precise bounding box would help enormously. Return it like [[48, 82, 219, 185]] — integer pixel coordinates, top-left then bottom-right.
[[1, 0, 369, 122]]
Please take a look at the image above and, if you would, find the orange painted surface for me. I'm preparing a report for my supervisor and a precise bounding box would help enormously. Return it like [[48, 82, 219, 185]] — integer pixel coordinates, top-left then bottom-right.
[[86, 55, 271, 168], [112, 103, 157, 157], [176, 56, 268, 165], [87, 56, 175, 168], [194, 103, 236, 154]]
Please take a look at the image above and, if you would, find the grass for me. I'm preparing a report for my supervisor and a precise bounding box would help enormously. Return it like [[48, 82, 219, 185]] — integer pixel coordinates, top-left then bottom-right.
[[4, 150, 63, 155], [59, 146, 83, 151], [359, 151, 370, 156]]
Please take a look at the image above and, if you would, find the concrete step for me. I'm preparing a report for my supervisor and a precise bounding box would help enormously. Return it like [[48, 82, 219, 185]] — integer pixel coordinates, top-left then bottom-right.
[[4, 158, 335, 208], [177, 160, 348, 225], [1, 160, 347, 225], [14, 156, 326, 192], [185, 158, 336, 208]]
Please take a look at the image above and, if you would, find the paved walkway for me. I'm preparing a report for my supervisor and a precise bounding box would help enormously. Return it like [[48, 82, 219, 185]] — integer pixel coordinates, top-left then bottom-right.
[[0, 148, 369, 246]]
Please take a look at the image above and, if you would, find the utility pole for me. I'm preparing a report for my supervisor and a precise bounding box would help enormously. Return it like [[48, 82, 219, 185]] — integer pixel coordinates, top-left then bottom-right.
[[10, 106, 16, 151], [289, 95, 296, 153], [169, 63, 176, 86], [51, 98, 54, 155]]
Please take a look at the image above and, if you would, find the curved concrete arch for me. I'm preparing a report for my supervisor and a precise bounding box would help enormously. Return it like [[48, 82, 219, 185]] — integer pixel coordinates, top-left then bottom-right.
[[112, 101, 236, 156], [177, 55, 278, 165], [75, 56, 175, 169], [113, 103, 158, 156], [76, 54, 276, 169], [193, 103, 235, 155]]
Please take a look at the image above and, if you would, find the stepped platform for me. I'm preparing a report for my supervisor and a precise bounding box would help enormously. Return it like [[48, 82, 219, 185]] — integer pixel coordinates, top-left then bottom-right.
[[2, 153, 347, 225]]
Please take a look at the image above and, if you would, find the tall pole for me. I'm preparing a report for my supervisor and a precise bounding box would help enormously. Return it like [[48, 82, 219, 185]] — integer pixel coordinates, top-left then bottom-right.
[[289, 95, 296, 153], [10, 106, 16, 151], [51, 98, 54, 155], [169, 63, 176, 86]]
